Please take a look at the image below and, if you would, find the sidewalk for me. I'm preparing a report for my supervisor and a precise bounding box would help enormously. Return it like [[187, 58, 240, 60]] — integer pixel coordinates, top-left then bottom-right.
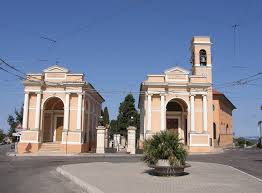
[[57, 161, 262, 193]]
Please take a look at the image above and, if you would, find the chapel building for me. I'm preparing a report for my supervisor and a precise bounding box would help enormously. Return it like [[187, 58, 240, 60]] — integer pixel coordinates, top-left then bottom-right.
[[138, 36, 236, 152], [18, 65, 104, 154]]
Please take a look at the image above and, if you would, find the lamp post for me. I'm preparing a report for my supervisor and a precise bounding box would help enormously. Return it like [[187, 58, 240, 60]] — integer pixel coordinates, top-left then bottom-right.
[[99, 116, 104, 126], [258, 121, 262, 148], [129, 116, 135, 126]]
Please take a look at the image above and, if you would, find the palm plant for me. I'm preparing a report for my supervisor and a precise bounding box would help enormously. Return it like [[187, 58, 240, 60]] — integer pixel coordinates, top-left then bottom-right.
[[143, 131, 187, 167]]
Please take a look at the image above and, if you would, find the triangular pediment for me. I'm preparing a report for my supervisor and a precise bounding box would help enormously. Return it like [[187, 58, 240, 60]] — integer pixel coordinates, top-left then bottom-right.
[[164, 66, 190, 75], [43, 65, 69, 73]]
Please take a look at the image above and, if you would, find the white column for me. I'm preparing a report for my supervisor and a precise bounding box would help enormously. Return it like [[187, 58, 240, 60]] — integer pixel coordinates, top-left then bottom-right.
[[203, 94, 208, 132], [147, 93, 152, 132], [22, 92, 29, 129], [140, 108, 144, 140], [143, 99, 147, 139], [64, 93, 70, 130], [127, 126, 137, 154], [34, 93, 41, 130], [76, 93, 83, 130], [160, 93, 165, 131], [190, 95, 195, 132]]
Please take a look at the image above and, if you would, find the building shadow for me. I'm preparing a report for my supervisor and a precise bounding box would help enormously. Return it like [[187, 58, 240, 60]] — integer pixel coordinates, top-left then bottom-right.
[[25, 143, 32, 153], [142, 169, 189, 177]]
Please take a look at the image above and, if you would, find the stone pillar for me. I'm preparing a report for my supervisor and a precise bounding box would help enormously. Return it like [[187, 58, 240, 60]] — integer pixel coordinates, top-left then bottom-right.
[[120, 136, 126, 147], [160, 93, 166, 131], [64, 93, 70, 130], [190, 95, 195, 132], [22, 92, 29, 129], [116, 134, 121, 146], [202, 94, 208, 133], [113, 134, 117, 148], [76, 93, 83, 130], [127, 126, 137, 154], [147, 93, 152, 132], [96, 126, 105, 154], [34, 93, 41, 130]]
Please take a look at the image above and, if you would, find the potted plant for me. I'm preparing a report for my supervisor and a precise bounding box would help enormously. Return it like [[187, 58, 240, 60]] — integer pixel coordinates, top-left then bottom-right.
[[143, 131, 190, 176]]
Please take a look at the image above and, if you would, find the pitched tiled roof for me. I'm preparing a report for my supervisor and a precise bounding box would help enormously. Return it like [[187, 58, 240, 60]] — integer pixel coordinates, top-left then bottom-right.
[[213, 89, 236, 110]]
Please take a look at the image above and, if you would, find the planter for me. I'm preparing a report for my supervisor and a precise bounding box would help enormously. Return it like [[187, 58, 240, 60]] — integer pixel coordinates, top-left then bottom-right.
[[149, 159, 190, 176]]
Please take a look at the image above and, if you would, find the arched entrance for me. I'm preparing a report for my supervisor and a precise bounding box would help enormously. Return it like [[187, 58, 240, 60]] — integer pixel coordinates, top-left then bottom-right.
[[42, 97, 64, 143], [166, 98, 188, 145]]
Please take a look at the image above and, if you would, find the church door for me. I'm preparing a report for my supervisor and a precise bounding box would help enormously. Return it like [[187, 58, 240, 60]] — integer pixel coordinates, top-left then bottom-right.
[[166, 118, 179, 134], [55, 116, 64, 142]]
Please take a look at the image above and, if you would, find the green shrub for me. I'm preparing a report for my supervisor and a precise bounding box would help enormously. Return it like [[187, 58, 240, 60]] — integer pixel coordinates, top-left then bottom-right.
[[234, 137, 254, 148], [143, 131, 187, 167]]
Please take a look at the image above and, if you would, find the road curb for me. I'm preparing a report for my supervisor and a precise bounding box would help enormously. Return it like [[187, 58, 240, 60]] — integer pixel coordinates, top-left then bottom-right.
[[56, 166, 104, 193], [227, 165, 262, 183]]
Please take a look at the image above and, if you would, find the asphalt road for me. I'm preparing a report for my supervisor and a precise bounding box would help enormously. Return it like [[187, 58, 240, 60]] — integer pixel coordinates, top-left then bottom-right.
[[0, 145, 261, 193], [0, 145, 142, 193], [188, 148, 262, 179]]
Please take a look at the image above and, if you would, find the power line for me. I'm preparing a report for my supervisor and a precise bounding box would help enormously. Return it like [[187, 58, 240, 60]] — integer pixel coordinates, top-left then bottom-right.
[[0, 65, 24, 80], [0, 58, 27, 76], [40, 36, 57, 43]]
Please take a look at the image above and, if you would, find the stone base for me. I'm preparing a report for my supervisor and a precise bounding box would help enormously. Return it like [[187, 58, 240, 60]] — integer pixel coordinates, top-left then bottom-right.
[[17, 142, 90, 154], [17, 143, 40, 154], [62, 143, 89, 153], [145, 131, 154, 140], [188, 146, 212, 153]]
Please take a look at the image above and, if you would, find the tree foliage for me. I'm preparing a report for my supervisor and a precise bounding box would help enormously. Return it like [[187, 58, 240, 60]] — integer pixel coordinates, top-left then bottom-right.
[[0, 129, 6, 142], [109, 119, 119, 138], [7, 105, 23, 137], [117, 94, 139, 136], [103, 107, 110, 127]]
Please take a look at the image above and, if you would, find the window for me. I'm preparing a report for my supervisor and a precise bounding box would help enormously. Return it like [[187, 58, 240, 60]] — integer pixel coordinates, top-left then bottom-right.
[[213, 105, 215, 111], [199, 49, 207, 66], [213, 123, 216, 139]]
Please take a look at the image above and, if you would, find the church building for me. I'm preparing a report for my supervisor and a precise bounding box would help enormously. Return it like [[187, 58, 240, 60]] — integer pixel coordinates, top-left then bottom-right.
[[18, 65, 104, 154], [138, 36, 236, 152]]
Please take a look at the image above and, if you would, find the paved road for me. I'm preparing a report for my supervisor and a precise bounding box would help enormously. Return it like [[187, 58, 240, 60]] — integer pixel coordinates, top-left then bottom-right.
[[59, 162, 262, 193], [0, 145, 142, 193], [0, 145, 261, 193], [188, 148, 262, 179]]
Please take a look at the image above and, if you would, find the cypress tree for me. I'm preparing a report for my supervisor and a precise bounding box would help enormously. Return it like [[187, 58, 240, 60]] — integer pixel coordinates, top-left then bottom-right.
[[103, 107, 110, 127], [117, 94, 139, 136]]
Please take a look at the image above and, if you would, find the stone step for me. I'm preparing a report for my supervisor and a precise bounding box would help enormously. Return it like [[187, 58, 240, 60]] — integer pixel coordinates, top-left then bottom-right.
[[39, 143, 63, 153]]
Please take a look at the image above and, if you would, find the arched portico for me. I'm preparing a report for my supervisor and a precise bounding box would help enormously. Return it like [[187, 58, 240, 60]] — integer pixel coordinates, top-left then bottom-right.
[[166, 98, 188, 145], [42, 97, 64, 143]]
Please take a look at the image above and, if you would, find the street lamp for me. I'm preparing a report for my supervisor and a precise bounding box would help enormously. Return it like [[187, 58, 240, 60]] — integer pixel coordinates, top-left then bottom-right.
[[130, 116, 134, 126], [99, 116, 104, 126]]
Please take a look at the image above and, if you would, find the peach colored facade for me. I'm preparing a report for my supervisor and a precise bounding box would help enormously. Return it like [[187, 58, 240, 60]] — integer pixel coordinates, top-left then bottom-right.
[[139, 36, 235, 153], [213, 90, 236, 147], [18, 65, 104, 154]]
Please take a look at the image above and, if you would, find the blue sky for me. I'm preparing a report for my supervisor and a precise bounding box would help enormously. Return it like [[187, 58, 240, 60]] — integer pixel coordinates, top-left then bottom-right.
[[0, 0, 261, 137]]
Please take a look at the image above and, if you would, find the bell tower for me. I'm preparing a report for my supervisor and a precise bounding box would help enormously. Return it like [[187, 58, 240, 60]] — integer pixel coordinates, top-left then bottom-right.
[[191, 36, 212, 83]]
